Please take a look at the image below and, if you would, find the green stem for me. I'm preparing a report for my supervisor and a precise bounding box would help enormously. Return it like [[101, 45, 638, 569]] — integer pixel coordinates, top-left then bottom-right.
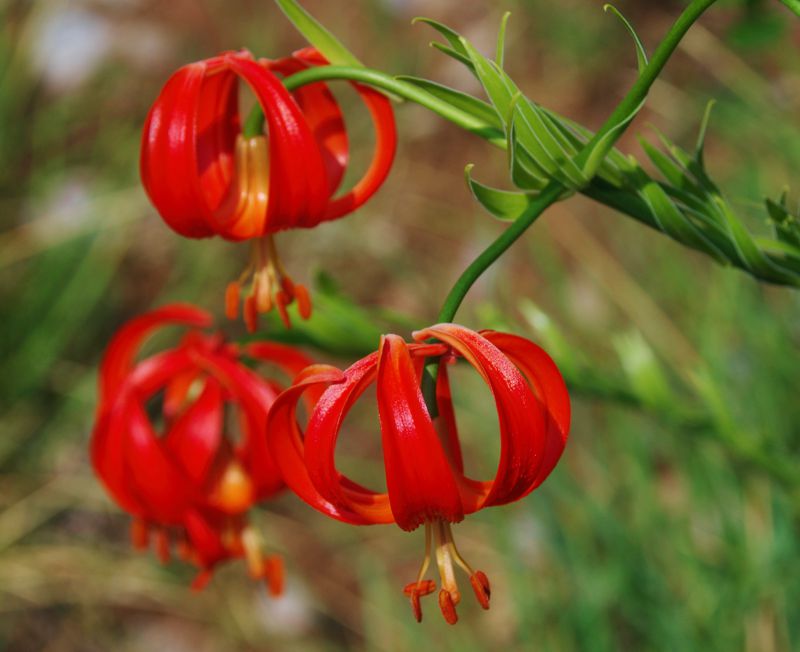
[[244, 0, 718, 319], [242, 67, 504, 144], [437, 0, 718, 322]]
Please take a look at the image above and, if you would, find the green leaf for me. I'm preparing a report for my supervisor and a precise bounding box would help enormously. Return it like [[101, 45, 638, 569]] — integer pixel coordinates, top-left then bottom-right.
[[603, 4, 648, 73], [430, 43, 475, 70], [766, 193, 800, 248], [395, 76, 502, 130], [778, 0, 800, 19], [413, 17, 468, 56], [694, 99, 716, 166], [496, 11, 511, 68], [274, 0, 362, 67], [465, 164, 539, 221]]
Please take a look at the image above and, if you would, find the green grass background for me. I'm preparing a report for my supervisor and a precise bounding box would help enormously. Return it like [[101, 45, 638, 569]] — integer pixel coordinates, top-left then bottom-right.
[[0, 0, 798, 650]]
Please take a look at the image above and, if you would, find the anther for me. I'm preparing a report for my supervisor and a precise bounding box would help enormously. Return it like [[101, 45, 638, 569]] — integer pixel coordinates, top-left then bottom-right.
[[469, 571, 491, 610], [264, 555, 284, 596], [243, 294, 259, 333], [403, 580, 436, 622], [275, 291, 291, 329], [191, 569, 212, 592], [130, 519, 149, 550], [155, 527, 171, 563], [225, 282, 240, 320], [438, 589, 459, 625], [294, 283, 312, 319]]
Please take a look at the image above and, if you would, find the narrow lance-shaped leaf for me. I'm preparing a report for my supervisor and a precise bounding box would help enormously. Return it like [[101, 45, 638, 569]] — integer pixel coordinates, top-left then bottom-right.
[[604, 4, 648, 72], [395, 76, 502, 130], [274, 0, 362, 67], [694, 99, 716, 167], [778, 0, 800, 19], [496, 11, 511, 69], [465, 164, 539, 222]]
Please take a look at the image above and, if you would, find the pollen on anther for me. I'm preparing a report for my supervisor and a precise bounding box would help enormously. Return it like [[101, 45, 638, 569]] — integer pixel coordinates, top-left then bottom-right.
[[469, 571, 491, 610], [225, 282, 240, 320], [438, 589, 459, 625], [294, 283, 312, 319]]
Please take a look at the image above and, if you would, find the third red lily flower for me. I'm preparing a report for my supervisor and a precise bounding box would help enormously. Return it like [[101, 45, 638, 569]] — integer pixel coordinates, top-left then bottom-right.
[[266, 323, 570, 623]]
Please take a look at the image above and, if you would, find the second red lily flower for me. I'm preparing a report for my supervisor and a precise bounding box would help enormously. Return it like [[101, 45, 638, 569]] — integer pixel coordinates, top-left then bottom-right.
[[140, 48, 397, 330]]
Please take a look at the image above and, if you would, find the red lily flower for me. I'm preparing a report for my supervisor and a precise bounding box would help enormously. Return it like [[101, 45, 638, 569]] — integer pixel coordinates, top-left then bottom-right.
[[91, 304, 316, 591], [266, 323, 570, 623], [140, 48, 397, 331]]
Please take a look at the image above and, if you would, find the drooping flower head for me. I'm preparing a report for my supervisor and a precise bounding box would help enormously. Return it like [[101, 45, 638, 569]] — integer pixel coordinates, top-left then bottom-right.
[[91, 304, 316, 591], [140, 48, 397, 331], [267, 324, 570, 623]]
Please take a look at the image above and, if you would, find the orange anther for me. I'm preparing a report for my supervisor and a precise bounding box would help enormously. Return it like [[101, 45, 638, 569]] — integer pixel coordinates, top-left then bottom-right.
[[155, 528, 171, 564], [469, 571, 491, 610], [280, 276, 295, 295], [191, 569, 212, 592], [403, 579, 436, 597], [244, 294, 259, 333], [225, 282, 240, 320], [275, 291, 291, 329], [130, 519, 149, 550], [294, 283, 312, 320], [438, 589, 459, 625], [264, 555, 284, 596]]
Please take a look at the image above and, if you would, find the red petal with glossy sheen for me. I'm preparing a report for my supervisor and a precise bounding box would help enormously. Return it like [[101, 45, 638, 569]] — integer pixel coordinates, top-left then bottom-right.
[[265, 365, 378, 524], [480, 330, 571, 491], [269, 50, 348, 194], [217, 54, 331, 236], [413, 324, 546, 508], [375, 335, 464, 530], [323, 83, 396, 221]]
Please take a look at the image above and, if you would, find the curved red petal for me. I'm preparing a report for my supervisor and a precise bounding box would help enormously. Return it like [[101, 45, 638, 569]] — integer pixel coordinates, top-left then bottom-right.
[[323, 83, 397, 221], [140, 61, 222, 238], [223, 55, 331, 234], [121, 396, 197, 523], [413, 324, 546, 508], [164, 379, 224, 487], [301, 355, 390, 516], [98, 304, 211, 404], [480, 330, 571, 491], [375, 335, 464, 530], [265, 365, 378, 524], [269, 51, 349, 195], [434, 358, 465, 474]]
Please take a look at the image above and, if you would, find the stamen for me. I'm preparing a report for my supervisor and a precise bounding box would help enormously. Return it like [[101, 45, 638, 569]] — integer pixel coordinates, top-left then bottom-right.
[[225, 282, 241, 320], [402, 523, 435, 622], [438, 589, 459, 625], [191, 569, 212, 592], [155, 527, 171, 563], [469, 571, 491, 610], [403, 521, 491, 623], [224, 235, 313, 329], [130, 519, 149, 550], [264, 555, 284, 596]]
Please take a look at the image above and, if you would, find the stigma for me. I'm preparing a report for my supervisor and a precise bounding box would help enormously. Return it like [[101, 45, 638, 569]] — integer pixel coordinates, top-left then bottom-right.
[[403, 520, 491, 624]]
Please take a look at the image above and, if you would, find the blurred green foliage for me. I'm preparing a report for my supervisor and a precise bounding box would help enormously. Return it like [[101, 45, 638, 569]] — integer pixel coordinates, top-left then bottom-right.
[[0, 1, 798, 651]]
